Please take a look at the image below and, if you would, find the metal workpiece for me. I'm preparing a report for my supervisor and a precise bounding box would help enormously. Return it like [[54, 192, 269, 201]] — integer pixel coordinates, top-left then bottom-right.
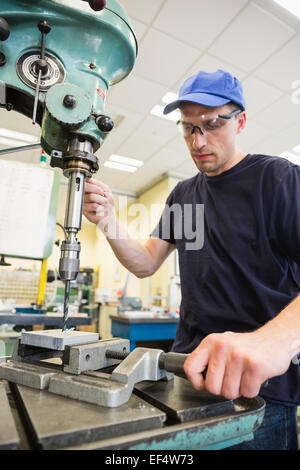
[[20, 330, 99, 351], [63, 338, 130, 375], [12, 338, 63, 363]]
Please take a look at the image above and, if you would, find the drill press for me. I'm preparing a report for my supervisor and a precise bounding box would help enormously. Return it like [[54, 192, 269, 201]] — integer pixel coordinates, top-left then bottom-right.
[[0, 0, 137, 330]]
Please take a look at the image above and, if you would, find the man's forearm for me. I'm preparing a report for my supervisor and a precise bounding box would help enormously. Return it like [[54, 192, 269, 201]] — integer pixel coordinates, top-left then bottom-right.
[[102, 219, 156, 278], [184, 293, 300, 399], [258, 294, 300, 361]]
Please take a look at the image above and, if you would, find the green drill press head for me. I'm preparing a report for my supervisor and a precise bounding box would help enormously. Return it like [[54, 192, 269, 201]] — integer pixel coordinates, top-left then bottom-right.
[[0, 0, 137, 157]]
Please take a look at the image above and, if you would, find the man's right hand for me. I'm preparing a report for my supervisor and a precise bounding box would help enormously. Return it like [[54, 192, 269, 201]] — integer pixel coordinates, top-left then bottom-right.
[[83, 178, 117, 236], [83, 177, 175, 277]]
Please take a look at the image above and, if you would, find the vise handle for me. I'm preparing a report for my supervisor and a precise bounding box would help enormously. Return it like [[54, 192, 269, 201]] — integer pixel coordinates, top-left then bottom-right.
[[105, 349, 268, 387]]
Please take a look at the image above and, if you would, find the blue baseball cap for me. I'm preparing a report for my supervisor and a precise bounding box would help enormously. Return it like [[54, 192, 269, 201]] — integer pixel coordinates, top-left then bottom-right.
[[163, 69, 246, 114]]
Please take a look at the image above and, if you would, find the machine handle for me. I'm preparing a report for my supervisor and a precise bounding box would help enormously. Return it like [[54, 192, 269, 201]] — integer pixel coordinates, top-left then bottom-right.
[[159, 351, 269, 388], [0, 17, 10, 41], [106, 349, 269, 388], [81, 0, 107, 11]]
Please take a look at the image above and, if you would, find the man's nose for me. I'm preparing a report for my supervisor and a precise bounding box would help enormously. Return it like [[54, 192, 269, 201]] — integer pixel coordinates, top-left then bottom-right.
[[192, 128, 207, 149]]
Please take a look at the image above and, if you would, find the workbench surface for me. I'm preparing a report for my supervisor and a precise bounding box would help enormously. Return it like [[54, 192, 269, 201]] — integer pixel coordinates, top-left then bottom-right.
[[0, 374, 265, 450]]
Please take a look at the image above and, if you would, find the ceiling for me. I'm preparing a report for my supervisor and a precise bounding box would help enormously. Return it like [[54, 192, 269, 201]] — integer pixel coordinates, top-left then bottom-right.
[[2, 0, 300, 195]]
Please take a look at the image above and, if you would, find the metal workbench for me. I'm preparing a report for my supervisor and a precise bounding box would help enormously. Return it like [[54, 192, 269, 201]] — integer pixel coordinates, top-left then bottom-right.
[[0, 314, 92, 327], [0, 374, 265, 450]]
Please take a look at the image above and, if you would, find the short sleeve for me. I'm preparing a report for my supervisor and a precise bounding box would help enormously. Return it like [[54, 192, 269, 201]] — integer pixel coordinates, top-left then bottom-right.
[[269, 164, 300, 264], [150, 187, 178, 245]]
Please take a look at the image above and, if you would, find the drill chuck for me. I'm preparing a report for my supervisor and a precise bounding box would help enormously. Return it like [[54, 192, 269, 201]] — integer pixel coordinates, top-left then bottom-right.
[[59, 240, 81, 281]]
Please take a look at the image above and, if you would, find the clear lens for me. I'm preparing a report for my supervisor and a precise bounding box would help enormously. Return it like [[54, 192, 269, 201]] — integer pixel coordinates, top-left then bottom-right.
[[177, 109, 241, 137]]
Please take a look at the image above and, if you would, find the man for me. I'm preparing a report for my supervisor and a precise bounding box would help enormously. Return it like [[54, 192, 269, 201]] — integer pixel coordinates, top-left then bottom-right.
[[83, 70, 300, 449]]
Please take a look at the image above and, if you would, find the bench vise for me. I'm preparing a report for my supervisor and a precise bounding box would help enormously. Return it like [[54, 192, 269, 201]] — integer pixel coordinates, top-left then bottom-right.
[[0, 330, 188, 407]]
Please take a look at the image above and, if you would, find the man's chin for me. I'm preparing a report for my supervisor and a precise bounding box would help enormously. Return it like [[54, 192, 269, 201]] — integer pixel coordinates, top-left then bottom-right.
[[194, 160, 218, 173]]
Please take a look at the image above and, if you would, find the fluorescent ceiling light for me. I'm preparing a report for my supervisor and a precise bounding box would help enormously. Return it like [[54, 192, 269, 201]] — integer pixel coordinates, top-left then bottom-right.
[[0, 128, 38, 143], [162, 92, 177, 104], [272, 0, 300, 19], [151, 105, 180, 123], [0, 137, 30, 147], [104, 161, 137, 173], [109, 154, 144, 167], [280, 151, 300, 164]]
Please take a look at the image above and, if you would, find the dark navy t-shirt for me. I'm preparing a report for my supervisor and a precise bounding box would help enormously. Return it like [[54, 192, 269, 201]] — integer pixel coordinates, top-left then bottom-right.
[[152, 154, 300, 405]]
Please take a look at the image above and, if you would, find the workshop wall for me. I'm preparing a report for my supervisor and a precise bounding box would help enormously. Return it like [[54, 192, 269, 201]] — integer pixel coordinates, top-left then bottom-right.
[[137, 175, 180, 308]]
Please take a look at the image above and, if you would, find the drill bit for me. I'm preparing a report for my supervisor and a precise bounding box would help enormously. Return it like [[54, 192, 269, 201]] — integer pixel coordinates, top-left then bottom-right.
[[62, 280, 70, 332]]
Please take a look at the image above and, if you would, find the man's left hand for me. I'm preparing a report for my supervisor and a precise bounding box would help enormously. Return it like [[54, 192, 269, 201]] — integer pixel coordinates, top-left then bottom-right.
[[183, 330, 292, 399]]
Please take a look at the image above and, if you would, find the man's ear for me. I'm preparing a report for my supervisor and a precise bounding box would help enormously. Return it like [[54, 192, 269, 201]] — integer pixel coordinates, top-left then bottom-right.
[[236, 111, 246, 135]]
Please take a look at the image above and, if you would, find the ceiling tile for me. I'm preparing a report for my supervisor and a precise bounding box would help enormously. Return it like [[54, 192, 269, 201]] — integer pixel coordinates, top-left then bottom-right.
[[209, 2, 295, 72], [0, 148, 42, 165], [118, 0, 165, 25], [242, 76, 284, 117], [174, 53, 246, 90], [116, 134, 160, 162], [95, 164, 129, 188], [118, 149, 184, 193], [95, 130, 126, 160], [134, 28, 201, 86], [254, 34, 300, 91], [254, 93, 300, 132], [149, 146, 187, 171], [154, 0, 248, 50], [104, 102, 145, 137], [116, 114, 179, 161], [133, 115, 178, 144], [237, 120, 274, 150], [0, 109, 41, 138], [130, 19, 148, 41], [167, 134, 189, 156], [249, 121, 300, 155], [107, 73, 168, 114]]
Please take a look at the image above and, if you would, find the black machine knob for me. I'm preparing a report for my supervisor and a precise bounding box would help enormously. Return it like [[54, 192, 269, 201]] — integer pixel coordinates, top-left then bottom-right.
[[38, 19, 52, 35], [0, 17, 10, 42], [95, 115, 114, 132], [88, 0, 107, 11]]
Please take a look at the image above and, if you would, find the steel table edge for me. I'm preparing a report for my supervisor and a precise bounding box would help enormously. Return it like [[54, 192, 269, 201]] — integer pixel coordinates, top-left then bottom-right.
[[63, 397, 266, 451]]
